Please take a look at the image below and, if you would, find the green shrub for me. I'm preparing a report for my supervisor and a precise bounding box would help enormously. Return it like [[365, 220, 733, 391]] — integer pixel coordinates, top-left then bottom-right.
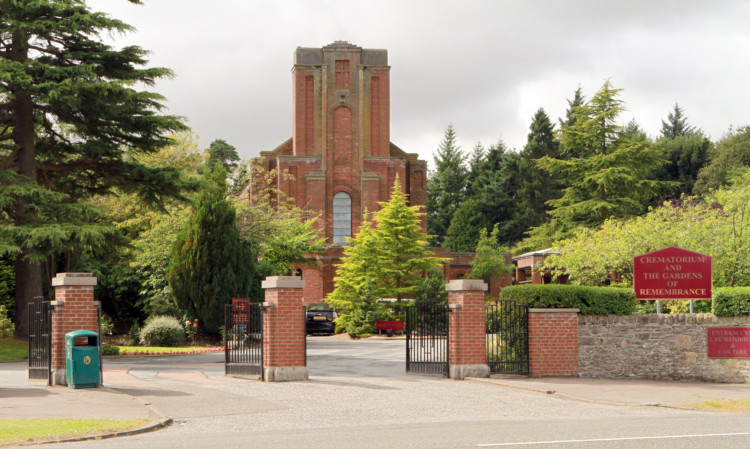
[[100, 314, 114, 336], [0, 305, 13, 338], [101, 343, 120, 356], [499, 284, 637, 315], [128, 321, 140, 346], [138, 316, 185, 347], [712, 287, 750, 316]]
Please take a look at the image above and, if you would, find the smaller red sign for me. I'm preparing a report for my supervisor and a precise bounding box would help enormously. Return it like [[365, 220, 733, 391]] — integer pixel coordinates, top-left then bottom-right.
[[707, 328, 750, 358], [633, 247, 712, 299]]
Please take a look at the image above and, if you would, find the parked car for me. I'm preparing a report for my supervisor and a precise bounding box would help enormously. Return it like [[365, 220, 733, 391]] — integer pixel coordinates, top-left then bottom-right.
[[306, 304, 337, 335]]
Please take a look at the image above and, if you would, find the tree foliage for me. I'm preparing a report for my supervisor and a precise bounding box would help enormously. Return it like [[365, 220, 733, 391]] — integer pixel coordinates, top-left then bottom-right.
[[167, 167, 254, 333], [471, 141, 525, 245], [328, 180, 445, 330], [694, 126, 750, 194], [236, 160, 326, 278], [414, 266, 448, 305], [517, 108, 561, 230], [1, 0, 186, 336], [427, 124, 467, 246], [544, 169, 750, 288], [374, 179, 447, 300], [537, 81, 671, 227], [660, 103, 697, 139], [468, 224, 513, 288], [207, 139, 240, 172], [444, 199, 488, 252]]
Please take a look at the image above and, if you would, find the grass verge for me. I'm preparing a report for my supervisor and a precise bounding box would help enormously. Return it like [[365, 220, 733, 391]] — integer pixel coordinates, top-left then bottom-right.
[[0, 337, 27, 361], [691, 398, 750, 412], [0, 418, 147, 445]]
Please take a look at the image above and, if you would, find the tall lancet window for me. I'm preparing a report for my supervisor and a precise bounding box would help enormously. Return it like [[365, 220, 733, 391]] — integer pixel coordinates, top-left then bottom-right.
[[332, 192, 352, 245]]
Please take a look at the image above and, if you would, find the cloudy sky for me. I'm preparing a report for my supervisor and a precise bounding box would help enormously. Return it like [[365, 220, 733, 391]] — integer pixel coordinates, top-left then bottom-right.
[[88, 0, 750, 167]]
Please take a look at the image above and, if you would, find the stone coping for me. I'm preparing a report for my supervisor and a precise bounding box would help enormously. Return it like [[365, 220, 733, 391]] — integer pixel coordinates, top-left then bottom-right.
[[261, 276, 306, 289], [529, 308, 580, 313], [445, 279, 488, 292], [51, 272, 97, 287]]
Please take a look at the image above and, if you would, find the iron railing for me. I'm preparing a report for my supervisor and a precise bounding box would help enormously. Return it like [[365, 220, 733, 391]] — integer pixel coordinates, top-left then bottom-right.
[[28, 298, 51, 384], [486, 300, 529, 375], [406, 303, 449, 376], [225, 301, 263, 379]]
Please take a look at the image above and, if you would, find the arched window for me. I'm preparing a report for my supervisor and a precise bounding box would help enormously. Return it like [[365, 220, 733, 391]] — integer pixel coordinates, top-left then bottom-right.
[[332, 192, 352, 245]]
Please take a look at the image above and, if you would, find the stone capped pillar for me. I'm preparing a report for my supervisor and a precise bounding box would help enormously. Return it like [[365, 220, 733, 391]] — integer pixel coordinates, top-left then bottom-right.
[[528, 308, 580, 377], [446, 279, 490, 380], [50, 273, 98, 386], [261, 276, 308, 382]]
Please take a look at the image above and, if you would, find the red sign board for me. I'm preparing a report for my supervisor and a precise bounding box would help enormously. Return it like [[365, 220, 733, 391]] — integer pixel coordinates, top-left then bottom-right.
[[707, 328, 750, 358], [633, 247, 711, 299]]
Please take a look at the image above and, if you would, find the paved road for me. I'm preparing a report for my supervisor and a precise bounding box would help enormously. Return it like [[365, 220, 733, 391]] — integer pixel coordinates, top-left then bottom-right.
[[35, 338, 750, 449]]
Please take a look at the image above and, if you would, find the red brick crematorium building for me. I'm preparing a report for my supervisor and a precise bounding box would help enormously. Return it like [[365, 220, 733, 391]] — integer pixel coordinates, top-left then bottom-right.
[[253, 42, 506, 304]]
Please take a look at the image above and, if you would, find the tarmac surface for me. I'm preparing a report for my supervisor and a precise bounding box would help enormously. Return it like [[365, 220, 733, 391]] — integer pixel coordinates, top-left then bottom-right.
[[1, 336, 749, 446]]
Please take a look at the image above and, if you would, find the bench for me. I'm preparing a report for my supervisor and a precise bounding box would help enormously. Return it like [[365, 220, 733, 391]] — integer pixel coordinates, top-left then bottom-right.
[[375, 320, 405, 336]]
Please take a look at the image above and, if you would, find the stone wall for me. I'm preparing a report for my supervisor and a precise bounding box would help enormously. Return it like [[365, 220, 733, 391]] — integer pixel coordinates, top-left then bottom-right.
[[579, 314, 750, 383]]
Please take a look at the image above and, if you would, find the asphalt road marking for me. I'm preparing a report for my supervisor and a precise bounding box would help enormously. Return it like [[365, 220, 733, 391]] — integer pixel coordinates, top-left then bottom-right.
[[477, 432, 750, 447]]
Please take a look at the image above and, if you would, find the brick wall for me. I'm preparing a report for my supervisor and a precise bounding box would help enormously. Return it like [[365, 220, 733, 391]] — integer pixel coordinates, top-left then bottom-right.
[[446, 280, 488, 366], [528, 309, 579, 377], [262, 280, 307, 369], [50, 273, 99, 386], [579, 314, 750, 383]]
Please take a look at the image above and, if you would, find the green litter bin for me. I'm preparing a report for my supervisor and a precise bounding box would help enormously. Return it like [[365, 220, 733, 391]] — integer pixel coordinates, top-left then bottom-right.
[[65, 330, 100, 388]]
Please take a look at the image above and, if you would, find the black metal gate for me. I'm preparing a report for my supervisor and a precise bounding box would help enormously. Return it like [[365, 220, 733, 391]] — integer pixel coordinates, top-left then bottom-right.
[[486, 300, 529, 375], [225, 301, 263, 379], [28, 299, 51, 384], [406, 303, 449, 376]]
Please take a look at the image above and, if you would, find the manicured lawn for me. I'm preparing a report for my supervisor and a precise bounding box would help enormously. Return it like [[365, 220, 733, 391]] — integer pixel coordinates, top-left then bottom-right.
[[0, 419, 146, 445], [0, 337, 27, 361]]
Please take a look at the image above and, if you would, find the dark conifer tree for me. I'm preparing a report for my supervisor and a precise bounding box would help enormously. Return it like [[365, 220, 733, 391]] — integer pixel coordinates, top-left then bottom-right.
[[167, 167, 254, 333], [660, 103, 697, 139], [426, 124, 467, 246], [517, 108, 561, 231], [471, 142, 525, 245], [444, 199, 489, 252], [1, 0, 186, 336]]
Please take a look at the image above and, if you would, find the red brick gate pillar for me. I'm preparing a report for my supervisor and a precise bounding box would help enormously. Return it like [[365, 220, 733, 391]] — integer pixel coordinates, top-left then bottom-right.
[[50, 273, 99, 386], [446, 279, 490, 380], [261, 276, 308, 382], [528, 308, 579, 377]]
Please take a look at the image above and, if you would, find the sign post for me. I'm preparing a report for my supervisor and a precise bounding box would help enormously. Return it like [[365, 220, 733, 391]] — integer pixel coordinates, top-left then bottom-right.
[[633, 247, 712, 312]]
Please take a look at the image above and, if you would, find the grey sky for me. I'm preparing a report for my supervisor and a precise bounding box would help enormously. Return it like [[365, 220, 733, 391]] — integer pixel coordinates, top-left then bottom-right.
[[88, 0, 750, 168]]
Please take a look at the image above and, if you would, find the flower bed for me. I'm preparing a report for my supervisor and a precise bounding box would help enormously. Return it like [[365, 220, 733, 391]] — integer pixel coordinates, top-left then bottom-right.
[[114, 346, 225, 356]]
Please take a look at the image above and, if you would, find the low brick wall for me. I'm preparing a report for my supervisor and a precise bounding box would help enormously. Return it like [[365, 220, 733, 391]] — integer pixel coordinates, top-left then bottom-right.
[[529, 309, 579, 377], [579, 314, 750, 383]]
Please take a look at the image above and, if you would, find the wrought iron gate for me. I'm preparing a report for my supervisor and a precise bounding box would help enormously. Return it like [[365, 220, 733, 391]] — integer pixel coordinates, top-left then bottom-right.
[[486, 300, 529, 375], [225, 301, 263, 379], [406, 303, 449, 376], [28, 299, 51, 384]]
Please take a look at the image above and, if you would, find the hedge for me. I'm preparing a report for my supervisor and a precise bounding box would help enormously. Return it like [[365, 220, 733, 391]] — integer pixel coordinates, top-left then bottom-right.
[[499, 284, 637, 315], [712, 287, 750, 316]]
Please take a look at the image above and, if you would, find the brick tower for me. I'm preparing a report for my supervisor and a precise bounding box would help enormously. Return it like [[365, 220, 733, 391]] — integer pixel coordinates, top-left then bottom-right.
[[255, 41, 428, 303]]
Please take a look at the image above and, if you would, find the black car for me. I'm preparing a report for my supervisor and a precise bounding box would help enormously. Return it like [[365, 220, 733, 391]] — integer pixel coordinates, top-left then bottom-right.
[[306, 304, 337, 335]]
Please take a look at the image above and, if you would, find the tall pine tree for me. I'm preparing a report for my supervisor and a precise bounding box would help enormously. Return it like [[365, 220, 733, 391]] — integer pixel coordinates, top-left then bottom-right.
[[1, 1, 186, 336], [660, 103, 697, 139], [471, 142, 525, 245], [517, 108, 561, 231], [426, 124, 467, 246]]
